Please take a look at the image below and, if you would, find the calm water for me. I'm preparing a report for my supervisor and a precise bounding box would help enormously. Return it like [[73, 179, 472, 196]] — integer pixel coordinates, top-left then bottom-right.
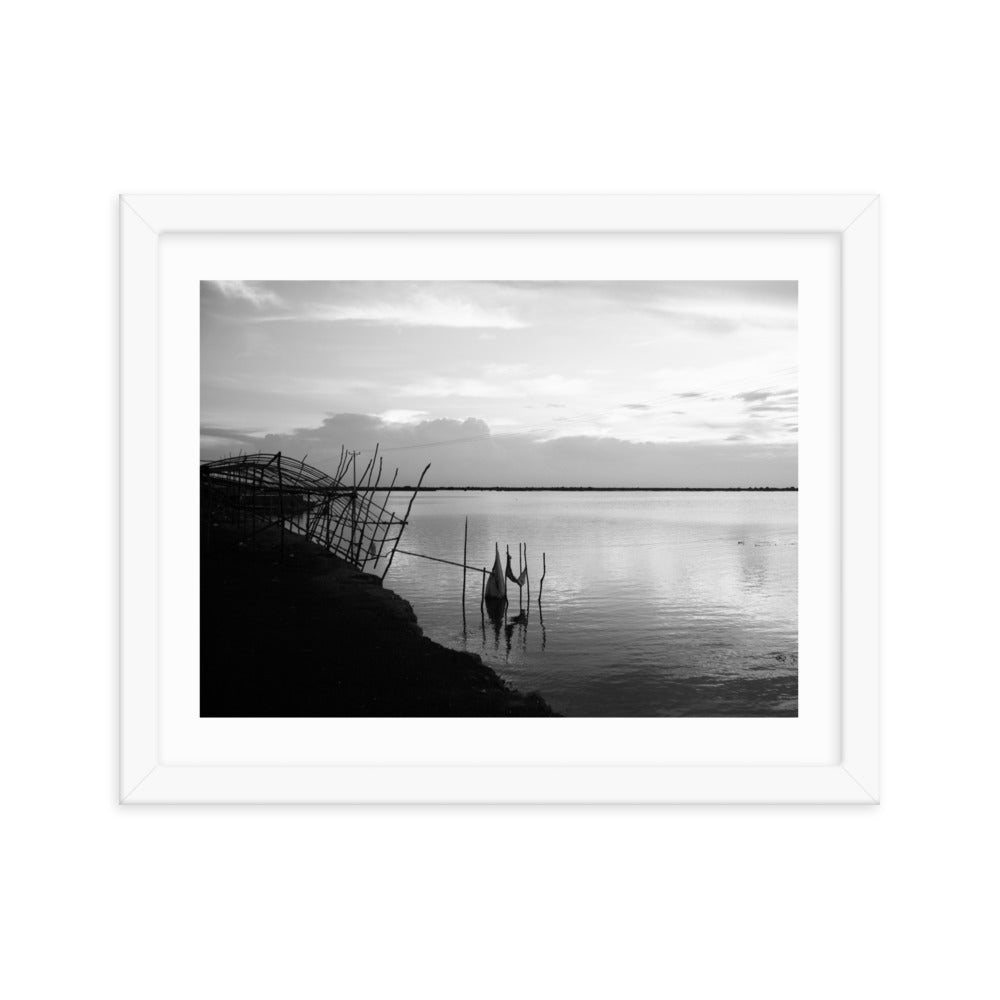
[[376, 491, 797, 717]]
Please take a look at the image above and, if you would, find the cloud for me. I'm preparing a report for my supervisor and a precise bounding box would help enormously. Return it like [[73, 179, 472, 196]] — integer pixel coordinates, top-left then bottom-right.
[[213, 280, 283, 309], [522, 375, 590, 396], [298, 292, 525, 330], [398, 372, 588, 401], [201, 412, 797, 487], [398, 377, 515, 399], [201, 281, 799, 480], [734, 388, 797, 404], [489, 281, 797, 335], [205, 281, 530, 330], [490, 279, 797, 309], [734, 387, 799, 423], [379, 409, 428, 424], [199, 425, 266, 446], [644, 305, 796, 335], [748, 403, 798, 415], [645, 309, 742, 334]]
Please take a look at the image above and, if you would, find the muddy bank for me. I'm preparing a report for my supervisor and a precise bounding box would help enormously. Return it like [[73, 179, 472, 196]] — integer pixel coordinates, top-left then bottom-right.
[[201, 522, 556, 717]]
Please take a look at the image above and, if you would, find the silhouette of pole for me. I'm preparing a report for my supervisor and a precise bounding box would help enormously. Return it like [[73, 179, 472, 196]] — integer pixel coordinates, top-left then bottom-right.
[[350, 451, 357, 565], [277, 451, 285, 562], [381, 463, 431, 581], [462, 516, 468, 609], [519, 543, 528, 611]]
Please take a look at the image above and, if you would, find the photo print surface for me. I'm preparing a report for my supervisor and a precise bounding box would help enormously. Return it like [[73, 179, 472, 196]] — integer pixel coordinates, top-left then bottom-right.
[[200, 280, 797, 717]]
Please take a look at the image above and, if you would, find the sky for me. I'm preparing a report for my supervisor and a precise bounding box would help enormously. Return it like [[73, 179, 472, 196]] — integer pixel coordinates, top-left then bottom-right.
[[201, 280, 797, 486]]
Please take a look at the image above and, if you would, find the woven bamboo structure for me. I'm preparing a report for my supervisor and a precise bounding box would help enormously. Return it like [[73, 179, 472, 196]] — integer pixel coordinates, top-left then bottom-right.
[[201, 447, 430, 579]]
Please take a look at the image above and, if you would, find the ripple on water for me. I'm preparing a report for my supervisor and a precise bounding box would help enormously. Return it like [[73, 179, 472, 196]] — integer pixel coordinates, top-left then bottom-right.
[[372, 490, 798, 717]]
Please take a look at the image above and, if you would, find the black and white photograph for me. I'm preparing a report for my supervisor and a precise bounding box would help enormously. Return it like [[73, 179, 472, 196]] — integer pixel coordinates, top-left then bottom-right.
[[200, 279, 798, 717], [15, 0, 1000, 996]]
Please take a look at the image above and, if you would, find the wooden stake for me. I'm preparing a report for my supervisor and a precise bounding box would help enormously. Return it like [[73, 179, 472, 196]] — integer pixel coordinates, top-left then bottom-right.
[[539, 551, 546, 605], [350, 451, 357, 564], [517, 542, 527, 611], [462, 516, 468, 608], [382, 463, 431, 581], [277, 451, 285, 561]]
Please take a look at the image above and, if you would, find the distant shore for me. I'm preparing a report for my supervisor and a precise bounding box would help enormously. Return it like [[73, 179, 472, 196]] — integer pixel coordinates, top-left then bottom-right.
[[201, 520, 556, 717], [393, 486, 798, 492]]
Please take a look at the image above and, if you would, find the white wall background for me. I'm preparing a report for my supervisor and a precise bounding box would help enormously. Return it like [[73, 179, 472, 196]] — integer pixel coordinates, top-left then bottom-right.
[[3, 2, 997, 997]]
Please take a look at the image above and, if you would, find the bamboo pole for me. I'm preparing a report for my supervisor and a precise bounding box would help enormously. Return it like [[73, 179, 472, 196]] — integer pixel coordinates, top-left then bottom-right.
[[481, 567, 487, 639], [277, 451, 285, 561], [381, 463, 431, 580], [350, 452, 357, 565], [518, 542, 524, 611], [250, 467, 257, 550], [538, 552, 546, 605], [362, 445, 379, 489], [374, 468, 399, 565], [360, 456, 385, 565], [462, 516, 468, 608], [359, 451, 383, 565], [328, 494, 355, 554]]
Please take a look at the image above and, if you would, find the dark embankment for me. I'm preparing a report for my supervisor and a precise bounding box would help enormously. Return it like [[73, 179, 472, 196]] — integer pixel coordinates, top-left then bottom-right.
[[201, 521, 556, 717]]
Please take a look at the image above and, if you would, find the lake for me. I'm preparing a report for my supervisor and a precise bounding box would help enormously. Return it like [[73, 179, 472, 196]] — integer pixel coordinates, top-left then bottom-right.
[[374, 490, 797, 717]]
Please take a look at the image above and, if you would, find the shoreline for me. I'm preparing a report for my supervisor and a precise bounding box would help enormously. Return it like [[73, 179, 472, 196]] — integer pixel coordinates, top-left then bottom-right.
[[200, 520, 557, 717]]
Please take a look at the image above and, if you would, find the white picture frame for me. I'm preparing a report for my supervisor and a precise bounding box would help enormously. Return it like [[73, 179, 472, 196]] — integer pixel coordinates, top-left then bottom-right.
[[120, 194, 879, 804]]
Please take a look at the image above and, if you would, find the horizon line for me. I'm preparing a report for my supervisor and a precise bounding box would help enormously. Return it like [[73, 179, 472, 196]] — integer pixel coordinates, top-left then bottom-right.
[[388, 485, 798, 492]]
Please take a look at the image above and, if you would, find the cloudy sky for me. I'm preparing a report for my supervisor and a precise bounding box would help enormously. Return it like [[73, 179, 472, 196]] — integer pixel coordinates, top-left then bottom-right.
[[201, 280, 797, 486]]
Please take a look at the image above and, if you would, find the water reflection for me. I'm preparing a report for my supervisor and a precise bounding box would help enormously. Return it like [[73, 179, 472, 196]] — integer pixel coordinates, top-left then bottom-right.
[[483, 595, 506, 653], [371, 491, 797, 717]]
